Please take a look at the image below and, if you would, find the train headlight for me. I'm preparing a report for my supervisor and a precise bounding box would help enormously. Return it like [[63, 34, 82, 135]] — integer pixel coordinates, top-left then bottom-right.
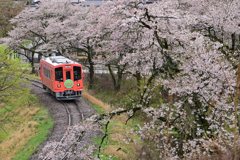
[[77, 83, 80, 86], [57, 85, 61, 88]]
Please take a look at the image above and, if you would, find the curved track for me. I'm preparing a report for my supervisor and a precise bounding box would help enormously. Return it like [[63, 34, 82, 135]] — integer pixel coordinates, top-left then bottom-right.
[[42, 100, 86, 160], [25, 77, 100, 160], [25, 77, 87, 159], [61, 100, 84, 126], [25, 77, 43, 89]]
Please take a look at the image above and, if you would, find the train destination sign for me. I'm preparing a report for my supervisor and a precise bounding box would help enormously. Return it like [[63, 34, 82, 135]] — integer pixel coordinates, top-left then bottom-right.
[[64, 79, 74, 88]]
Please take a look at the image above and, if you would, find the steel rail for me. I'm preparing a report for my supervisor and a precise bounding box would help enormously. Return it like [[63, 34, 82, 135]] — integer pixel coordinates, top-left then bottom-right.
[[42, 101, 71, 160], [43, 100, 86, 160], [25, 76, 85, 160], [24, 77, 43, 89], [73, 101, 85, 121], [62, 101, 72, 126]]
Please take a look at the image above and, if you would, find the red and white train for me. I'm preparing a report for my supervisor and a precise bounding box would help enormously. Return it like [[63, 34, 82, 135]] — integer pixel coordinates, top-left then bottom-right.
[[40, 56, 84, 100]]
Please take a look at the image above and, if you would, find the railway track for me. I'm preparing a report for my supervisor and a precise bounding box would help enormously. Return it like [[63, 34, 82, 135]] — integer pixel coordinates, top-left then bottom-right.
[[25, 77, 44, 89], [61, 100, 84, 126], [42, 100, 85, 160], [25, 77, 88, 159]]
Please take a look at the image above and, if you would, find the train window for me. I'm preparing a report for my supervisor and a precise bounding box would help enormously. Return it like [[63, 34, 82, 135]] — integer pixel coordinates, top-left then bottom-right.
[[74, 66, 81, 81], [43, 67, 50, 79], [66, 71, 71, 79], [55, 67, 63, 81]]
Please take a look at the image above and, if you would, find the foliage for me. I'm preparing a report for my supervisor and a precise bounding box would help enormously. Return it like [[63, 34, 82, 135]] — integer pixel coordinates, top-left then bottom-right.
[[87, 0, 240, 159], [0, 45, 30, 111], [93, 115, 142, 160], [0, 45, 54, 159], [2, 0, 240, 159], [0, 0, 26, 38]]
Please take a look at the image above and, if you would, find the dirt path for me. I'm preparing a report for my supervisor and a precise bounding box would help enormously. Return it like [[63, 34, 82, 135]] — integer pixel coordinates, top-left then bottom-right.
[[28, 84, 102, 160]]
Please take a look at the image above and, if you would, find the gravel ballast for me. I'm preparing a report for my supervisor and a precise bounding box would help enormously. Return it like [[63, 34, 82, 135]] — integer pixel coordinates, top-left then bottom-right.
[[27, 83, 102, 160]]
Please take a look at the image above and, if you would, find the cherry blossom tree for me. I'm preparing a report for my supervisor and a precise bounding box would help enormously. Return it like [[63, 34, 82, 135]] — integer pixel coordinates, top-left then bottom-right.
[[0, 0, 26, 38], [45, 3, 100, 89], [185, 0, 240, 68], [0, 1, 81, 73], [89, 0, 240, 159], [90, 1, 143, 91], [2, 0, 240, 159], [39, 2, 103, 89]]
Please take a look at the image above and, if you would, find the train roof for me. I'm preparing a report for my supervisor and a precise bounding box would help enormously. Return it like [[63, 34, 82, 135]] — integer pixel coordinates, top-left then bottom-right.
[[42, 56, 79, 66]]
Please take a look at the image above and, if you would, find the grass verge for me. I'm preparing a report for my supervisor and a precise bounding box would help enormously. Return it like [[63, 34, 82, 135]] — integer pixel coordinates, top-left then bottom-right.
[[0, 91, 54, 160], [82, 90, 111, 113], [82, 81, 143, 159], [92, 114, 141, 160], [83, 91, 141, 159], [12, 109, 54, 160]]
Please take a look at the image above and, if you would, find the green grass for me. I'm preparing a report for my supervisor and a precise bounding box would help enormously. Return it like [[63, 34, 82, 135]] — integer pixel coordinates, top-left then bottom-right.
[[12, 108, 54, 160], [92, 132, 120, 160], [89, 102, 105, 114], [83, 76, 145, 159], [91, 119, 141, 160]]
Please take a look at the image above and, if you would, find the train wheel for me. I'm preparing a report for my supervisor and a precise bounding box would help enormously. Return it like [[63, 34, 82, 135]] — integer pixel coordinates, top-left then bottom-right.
[[43, 84, 46, 90]]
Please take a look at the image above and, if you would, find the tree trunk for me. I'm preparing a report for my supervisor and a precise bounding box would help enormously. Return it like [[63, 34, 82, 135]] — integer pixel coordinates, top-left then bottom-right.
[[87, 48, 94, 89], [231, 33, 235, 54], [134, 71, 142, 89], [115, 66, 123, 91], [31, 52, 35, 74], [86, 39, 95, 89], [107, 64, 123, 92], [107, 64, 116, 89], [88, 60, 94, 89]]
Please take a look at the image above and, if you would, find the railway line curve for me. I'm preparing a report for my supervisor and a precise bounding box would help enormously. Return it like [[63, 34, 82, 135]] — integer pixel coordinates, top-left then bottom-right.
[[26, 78, 102, 160]]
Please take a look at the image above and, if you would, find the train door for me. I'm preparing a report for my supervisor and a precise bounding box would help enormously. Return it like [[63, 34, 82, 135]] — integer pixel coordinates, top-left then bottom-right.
[[64, 69, 74, 89], [51, 70, 54, 90], [65, 70, 72, 80]]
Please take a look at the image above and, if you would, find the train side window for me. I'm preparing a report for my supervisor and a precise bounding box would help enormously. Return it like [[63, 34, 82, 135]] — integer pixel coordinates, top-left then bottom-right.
[[66, 71, 71, 79], [43, 67, 50, 79], [73, 66, 81, 81], [55, 67, 63, 82]]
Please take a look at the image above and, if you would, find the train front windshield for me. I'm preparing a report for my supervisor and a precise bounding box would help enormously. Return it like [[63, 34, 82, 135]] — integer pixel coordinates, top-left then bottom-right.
[[74, 66, 81, 81], [55, 67, 63, 81]]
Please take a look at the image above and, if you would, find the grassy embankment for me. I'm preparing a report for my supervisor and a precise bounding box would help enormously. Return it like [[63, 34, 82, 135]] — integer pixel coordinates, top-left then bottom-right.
[[83, 90, 142, 159], [0, 73, 54, 160], [0, 76, 54, 160], [83, 74, 150, 159]]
